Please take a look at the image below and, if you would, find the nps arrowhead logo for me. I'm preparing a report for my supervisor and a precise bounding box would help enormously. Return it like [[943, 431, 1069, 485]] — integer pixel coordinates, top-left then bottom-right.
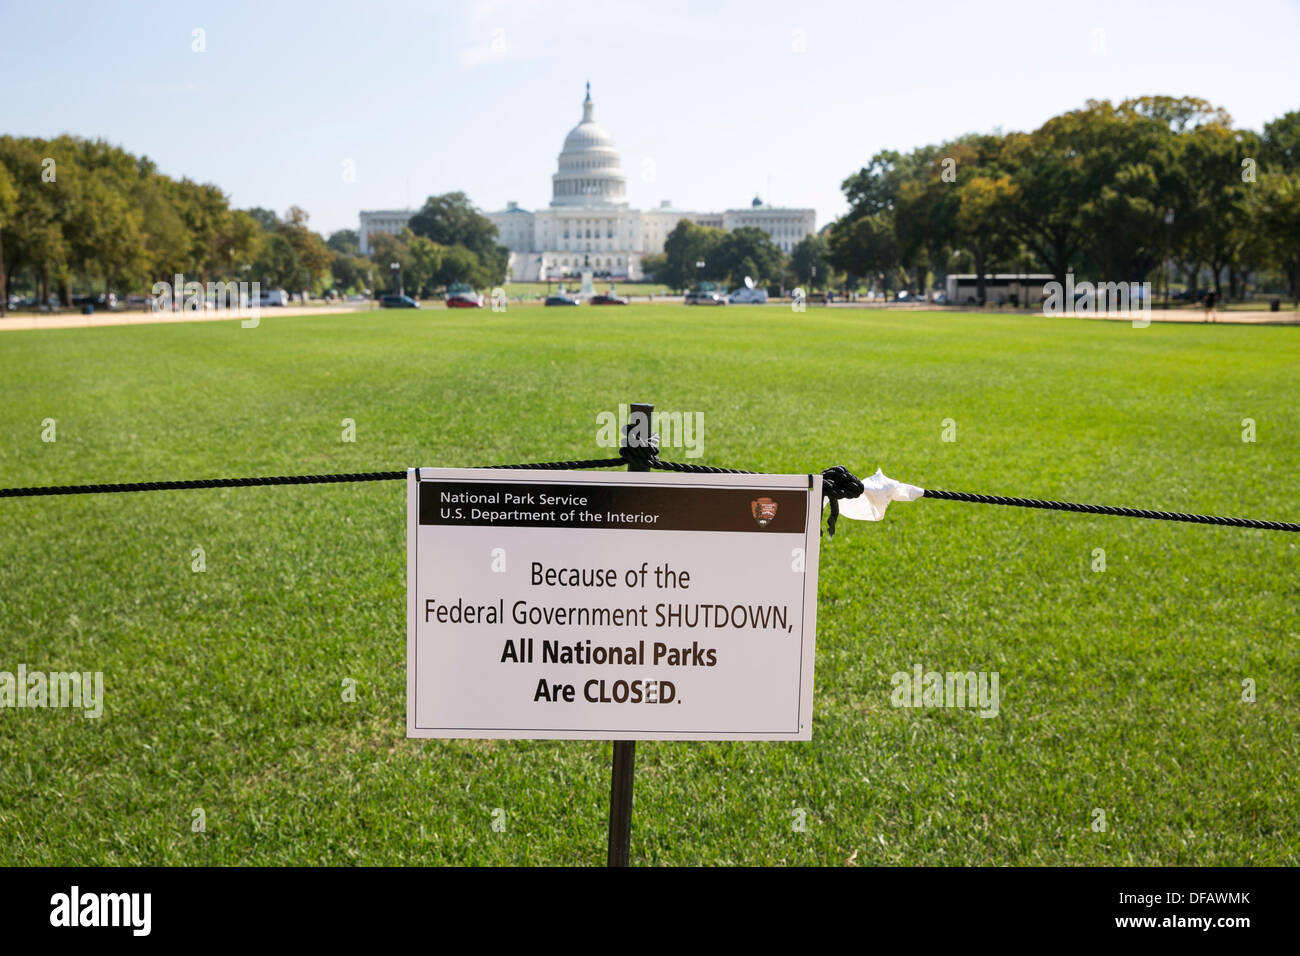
[[751, 497, 778, 528]]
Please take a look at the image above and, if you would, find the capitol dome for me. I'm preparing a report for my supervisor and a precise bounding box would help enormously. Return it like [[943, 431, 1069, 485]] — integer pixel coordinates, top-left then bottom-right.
[[551, 84, 627, 207]]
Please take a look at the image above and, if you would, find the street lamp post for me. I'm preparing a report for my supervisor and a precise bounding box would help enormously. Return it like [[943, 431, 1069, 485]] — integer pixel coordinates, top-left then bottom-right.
[[695, 259, 705, 292], [1163, 208, 1174, 310], [1021, 250, 1028, 310], [390, 261, 402, 298]]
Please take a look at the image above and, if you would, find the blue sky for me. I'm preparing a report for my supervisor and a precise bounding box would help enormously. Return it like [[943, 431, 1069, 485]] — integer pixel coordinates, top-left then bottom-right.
[[2, 0, 1297, 236]]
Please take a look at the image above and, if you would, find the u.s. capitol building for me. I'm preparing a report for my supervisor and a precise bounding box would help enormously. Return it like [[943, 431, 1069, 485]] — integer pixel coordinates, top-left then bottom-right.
[[360, 85, 815, 281]]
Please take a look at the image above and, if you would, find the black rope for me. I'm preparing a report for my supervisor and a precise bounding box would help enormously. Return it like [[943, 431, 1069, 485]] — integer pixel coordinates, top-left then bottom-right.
[[922, 488, 1300, 533], [0, 459, 627, 499], [0, 471, 408, 498], [1, 460, 1296, 535], [620, 443, 757, 475]]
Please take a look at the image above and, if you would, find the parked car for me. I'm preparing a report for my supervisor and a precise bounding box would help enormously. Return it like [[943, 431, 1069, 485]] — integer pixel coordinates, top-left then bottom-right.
[[381, 294, 420, 309], [444, 282, 483, 308], [728, 287, 768, 304], [545, 294, 581, 306], [259, 289, 290, 307], [590, 294, 628, 305], [445, 291, 483, 308], [685, 290, 727, 305]]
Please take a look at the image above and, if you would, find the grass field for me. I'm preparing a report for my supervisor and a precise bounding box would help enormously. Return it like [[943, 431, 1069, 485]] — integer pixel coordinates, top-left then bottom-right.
[[0, 306, 1296, 866]]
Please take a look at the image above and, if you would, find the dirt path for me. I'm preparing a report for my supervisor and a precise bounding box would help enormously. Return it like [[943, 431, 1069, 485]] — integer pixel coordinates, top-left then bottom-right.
[[0, 303, 374, 331], [3, 302, 1297, 331]]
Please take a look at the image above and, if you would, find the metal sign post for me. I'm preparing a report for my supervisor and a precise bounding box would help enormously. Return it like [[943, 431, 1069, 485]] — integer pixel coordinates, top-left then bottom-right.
[[606, 401, 653, 867]]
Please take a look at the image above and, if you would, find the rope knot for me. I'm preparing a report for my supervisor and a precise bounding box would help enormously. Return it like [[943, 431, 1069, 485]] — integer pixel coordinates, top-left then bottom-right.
[[619, 429, 660, 466], [820, 465, 864, 536]]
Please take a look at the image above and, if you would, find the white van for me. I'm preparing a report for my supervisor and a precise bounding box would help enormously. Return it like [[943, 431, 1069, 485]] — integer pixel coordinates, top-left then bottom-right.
[[728, 287, 768, 304], [259, 289, 290, 307]]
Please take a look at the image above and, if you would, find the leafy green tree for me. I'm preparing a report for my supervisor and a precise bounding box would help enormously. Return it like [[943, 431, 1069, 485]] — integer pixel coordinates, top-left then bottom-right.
[[1256, 171, 1300, 303], [1178, 123, 1258, 298], [366, 232, 409, 293], [1119, 95, 1231, 133], [136, 173, 191, 280], [70, 176, 144, 299], [714, 227, 784, 287], [893, 176, 947, 293], [0, 164, 15, 314], [1262, 111, 1300, 174], [1000, 115, 1094, 284], [828, 214, 897, 294], [168, 179, 230, 282], [406, 236, 443, 296], [840, 146, 941, 221], [213, 209, 262, 282], [955, 172, 1019, 299], [840, 145, 944, 293], [788, 234, 831, 287], [277, 206, 332, 293], [330, 252, 370, 294], [639, 253, 667, 282], [246, 207, 279, 231], [661, 220, 726, 290], [0, 136, 74, 304], [435, 245, 481, 289], [408, 192, 507, 284], [890, 137, 1019, 300], [327, 229, 360, 256], [252, 232, 299, 290]]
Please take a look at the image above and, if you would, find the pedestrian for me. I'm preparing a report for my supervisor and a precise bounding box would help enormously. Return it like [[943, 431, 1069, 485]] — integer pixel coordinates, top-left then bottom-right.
[[1204, 289, 1217, 322]]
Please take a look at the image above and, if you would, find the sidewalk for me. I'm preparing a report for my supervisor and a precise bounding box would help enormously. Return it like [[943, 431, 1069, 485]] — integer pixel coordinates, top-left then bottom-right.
[[825, 302, 1300, 324], [0, 303, 373, 332]]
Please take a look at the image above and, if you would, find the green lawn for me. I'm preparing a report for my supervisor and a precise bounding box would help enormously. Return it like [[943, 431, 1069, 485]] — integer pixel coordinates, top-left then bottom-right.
[[0, 306, 1296, 865]]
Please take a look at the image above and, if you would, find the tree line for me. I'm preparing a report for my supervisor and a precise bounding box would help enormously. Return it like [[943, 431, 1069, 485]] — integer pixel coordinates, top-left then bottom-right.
[[0, 135, 508, 312], [824, 97, 1300, 303], [4, 99, 1297, 309]]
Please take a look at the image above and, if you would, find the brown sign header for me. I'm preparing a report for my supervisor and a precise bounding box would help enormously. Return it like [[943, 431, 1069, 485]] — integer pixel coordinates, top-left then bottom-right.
[[419, 479, 810, 533]]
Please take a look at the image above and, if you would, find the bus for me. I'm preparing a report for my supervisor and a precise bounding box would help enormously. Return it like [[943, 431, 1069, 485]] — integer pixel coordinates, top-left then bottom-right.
[[945, 274, 1055, 306]]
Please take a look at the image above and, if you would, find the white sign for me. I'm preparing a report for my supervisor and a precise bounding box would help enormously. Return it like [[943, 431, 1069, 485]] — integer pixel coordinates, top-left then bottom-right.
[[406, 468, 822, 740]]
